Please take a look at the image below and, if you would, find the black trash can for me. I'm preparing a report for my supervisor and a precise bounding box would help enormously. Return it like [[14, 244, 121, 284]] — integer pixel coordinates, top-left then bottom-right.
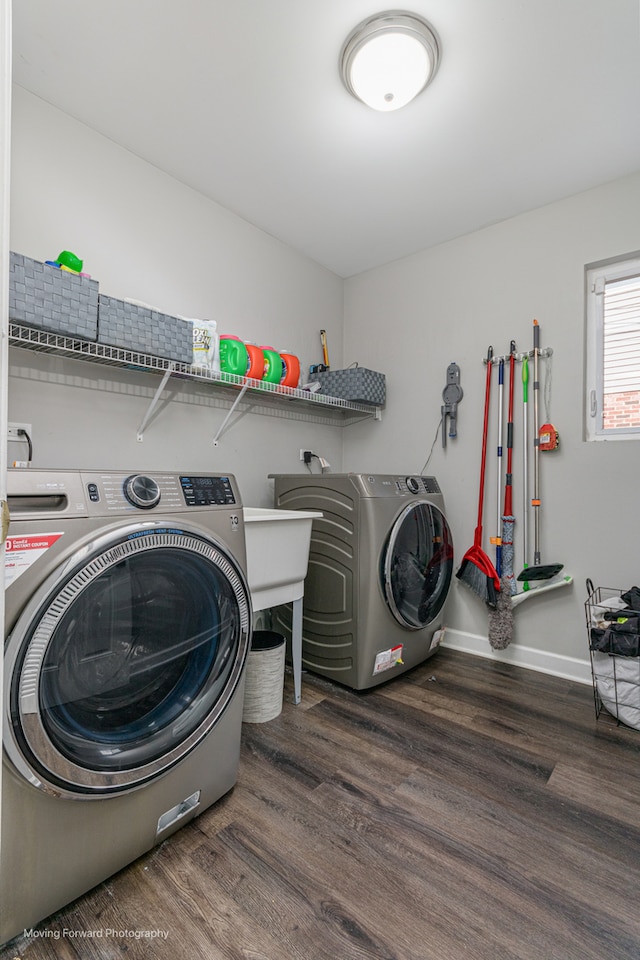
[[242, 631, 286, 723]]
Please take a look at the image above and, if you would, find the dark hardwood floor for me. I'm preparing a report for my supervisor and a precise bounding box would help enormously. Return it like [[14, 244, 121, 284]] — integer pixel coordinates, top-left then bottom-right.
[[4, 647, 640, 960]]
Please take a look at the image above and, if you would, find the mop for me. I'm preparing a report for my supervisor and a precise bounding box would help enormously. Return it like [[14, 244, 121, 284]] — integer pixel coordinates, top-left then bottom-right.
[[456, 347, 500, 609], [487, 572, 513, 649], [489, 342, 516, 649]]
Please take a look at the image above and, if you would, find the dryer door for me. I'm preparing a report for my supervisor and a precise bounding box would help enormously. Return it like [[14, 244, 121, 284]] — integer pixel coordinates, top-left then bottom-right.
[[382, 501, 453, 630], [5, 523, 251, 797]]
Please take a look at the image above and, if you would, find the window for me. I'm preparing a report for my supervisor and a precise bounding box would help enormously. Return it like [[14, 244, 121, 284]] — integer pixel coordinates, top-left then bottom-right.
[[585, 253, 640, 440]]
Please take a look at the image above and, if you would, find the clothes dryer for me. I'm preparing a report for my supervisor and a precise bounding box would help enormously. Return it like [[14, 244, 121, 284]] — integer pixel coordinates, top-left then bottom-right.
[[272, 473, 453, 690], [1, 469, 251, 945]]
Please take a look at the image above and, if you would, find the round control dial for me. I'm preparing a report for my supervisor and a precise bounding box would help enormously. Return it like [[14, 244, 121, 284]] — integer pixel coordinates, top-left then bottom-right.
[[123, 474, 161, 509], [406, 476, 421, 494]]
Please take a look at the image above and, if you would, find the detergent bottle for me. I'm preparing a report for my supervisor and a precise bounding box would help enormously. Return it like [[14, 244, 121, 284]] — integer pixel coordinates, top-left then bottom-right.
[[279, 351, 300, 388], [244, 342, 266, 380], [259, 346, 283, 384], [219, 336, 249, 378]]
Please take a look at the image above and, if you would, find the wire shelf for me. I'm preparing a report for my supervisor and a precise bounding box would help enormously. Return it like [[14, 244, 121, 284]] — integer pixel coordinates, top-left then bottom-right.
[[8, 323, 380, 422]]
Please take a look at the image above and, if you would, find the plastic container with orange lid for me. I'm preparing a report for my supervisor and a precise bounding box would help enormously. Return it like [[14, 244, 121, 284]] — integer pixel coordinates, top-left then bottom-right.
[[244, 342, 265, 380], [279, 351, 300, 388]]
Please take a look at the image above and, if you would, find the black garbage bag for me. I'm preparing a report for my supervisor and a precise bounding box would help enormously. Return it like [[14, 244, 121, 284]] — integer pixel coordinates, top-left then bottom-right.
[[621, 586, 640, 613], [590, 617, 640, 657]]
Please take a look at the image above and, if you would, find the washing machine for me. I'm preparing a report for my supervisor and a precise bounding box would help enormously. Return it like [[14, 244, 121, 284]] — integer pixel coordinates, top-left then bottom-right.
[[272, 473, 453, 691], [1, 469, 252, 945]]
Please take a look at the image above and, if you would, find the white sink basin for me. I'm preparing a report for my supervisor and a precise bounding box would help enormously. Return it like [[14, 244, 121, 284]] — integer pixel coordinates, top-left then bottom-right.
[[243, 506, 322, 611]]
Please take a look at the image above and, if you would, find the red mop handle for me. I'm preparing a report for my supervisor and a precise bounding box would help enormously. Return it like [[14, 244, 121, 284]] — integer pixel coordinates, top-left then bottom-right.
[[475, 347, 493, 546]]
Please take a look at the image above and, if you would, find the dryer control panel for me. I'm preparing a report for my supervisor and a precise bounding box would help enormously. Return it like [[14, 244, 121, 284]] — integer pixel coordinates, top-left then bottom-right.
[[358, 474, 441, 497], [395, 476, 441, 496]]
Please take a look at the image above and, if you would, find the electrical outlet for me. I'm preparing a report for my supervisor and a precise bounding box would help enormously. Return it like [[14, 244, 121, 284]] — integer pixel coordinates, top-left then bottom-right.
[[300, 449, 308, 461], [8, 422, 33, 442]]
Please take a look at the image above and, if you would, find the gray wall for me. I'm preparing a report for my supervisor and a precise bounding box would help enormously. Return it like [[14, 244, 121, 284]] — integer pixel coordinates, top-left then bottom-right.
[[9, 88, 347, 506], [343, 171, 640, 678]]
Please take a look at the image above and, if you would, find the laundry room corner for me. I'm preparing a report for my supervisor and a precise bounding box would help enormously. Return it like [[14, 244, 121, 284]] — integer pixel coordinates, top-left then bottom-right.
[[342, 171, 640, 683]]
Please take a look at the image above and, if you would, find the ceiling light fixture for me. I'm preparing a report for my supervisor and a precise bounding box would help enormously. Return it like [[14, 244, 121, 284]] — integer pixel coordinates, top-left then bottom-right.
[[340, 11, 440, 112]]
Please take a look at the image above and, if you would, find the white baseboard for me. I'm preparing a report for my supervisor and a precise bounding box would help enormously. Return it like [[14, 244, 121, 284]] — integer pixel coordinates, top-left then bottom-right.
[[441, 628, 592, 685]]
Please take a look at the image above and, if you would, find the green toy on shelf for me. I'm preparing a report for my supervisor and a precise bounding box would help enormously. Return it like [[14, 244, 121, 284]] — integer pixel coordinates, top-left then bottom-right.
[[57, 250, 83, 273]]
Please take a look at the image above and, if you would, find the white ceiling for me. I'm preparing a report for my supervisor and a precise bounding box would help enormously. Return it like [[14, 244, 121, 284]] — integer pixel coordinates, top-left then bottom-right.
[[11, 0, 640, 278]]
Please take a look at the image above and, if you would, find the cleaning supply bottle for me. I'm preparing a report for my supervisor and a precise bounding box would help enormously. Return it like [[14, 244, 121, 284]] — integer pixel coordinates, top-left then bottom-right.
[[280, 351, 300, 388], [244, 342, 265, 380], [259, 346, 283, 384], [219, 336, 248, 378]]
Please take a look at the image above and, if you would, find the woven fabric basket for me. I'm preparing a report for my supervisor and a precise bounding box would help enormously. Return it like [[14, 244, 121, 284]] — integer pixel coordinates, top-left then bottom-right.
[[97, 295, 193, 362], [242, 631, 285, 723], [9, 252, 99, 339], [314, 366, 385, 405]]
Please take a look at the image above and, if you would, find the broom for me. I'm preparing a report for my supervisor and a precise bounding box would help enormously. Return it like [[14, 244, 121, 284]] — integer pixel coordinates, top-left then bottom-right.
[[456, 346, 500, 609], [489, 341, 517, 649]]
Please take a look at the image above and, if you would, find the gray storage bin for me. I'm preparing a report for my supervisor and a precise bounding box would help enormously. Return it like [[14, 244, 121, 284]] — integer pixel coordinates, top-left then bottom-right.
[[242, 631, 286, 723], [314, 366, 386, 405], [97, 295, 193, 363], [9, 251, 98, 340]]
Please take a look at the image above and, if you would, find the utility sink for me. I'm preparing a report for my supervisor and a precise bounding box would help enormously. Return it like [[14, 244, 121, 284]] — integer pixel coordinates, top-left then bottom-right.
[[243, 507, 322, 612], [243, 506, 322, 706]]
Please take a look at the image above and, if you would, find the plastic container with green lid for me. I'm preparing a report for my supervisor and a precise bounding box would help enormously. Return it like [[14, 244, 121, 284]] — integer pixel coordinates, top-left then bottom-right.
[[260, 346, 283, 384], [219, 336, 248, 377]]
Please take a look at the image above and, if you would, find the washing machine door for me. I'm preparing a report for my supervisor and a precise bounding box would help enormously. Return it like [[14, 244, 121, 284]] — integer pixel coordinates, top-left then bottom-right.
[[4, 522, 251, 797], [382, 501, 454, 630]]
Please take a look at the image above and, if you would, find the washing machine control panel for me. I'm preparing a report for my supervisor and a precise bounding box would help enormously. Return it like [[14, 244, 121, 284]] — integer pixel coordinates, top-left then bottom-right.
[[79, 472, 239, 513], [180, 476, 236, 506], [123, 474, 162, 509], [83, 473, 185, 512]]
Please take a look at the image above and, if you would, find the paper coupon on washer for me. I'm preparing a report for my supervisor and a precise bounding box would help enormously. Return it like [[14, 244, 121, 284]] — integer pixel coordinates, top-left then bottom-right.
[[373, 644, 403, 674], [4, 533, 64, 586]]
